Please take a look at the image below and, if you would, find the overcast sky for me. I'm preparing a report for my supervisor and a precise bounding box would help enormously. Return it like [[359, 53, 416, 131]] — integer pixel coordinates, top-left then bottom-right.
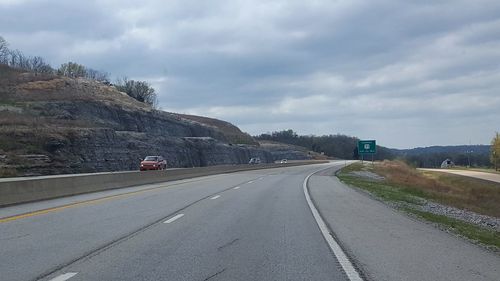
[[1, 0, 499, 148]]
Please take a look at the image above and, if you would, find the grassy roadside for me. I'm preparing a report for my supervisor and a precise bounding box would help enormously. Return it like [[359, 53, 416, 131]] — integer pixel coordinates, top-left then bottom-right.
[[338, 168, 423, 205], [337, 161, 500, 249]]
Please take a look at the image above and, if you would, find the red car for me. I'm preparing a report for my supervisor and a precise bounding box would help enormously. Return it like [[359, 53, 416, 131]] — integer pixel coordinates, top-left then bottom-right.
[[140, 156, 167, 171]]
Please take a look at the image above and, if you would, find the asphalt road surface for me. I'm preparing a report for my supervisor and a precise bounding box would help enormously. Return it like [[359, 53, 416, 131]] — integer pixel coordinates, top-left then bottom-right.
[[419, 168, 500, 184], [1, 162, 498, 281]]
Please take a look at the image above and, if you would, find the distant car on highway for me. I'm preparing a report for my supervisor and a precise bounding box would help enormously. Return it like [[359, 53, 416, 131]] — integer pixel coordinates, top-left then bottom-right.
[[249, 157, 261, 164], [140, 156, 167, 171], [280, 159, 288, 164]]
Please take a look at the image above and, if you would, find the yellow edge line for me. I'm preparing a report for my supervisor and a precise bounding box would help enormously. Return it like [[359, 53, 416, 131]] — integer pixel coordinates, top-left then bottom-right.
[[0, 177, 208, 224]]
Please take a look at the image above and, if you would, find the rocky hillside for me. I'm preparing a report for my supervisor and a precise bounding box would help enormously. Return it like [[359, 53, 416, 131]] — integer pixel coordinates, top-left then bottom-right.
[[0, 65, 273, 176], [258, 140, 328, 161], [177, 114, 257, 145]]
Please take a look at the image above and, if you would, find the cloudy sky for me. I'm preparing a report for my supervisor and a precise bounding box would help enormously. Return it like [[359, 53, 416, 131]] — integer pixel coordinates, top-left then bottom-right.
[[1, 0, 499, 148]]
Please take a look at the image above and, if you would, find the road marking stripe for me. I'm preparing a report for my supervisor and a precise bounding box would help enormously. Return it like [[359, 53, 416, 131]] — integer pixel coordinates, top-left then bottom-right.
[[303, 168, 364, 281], [49, 272, 78, 281], [233, 186, 241, 190], [210, 195, 221, 200], [163, 214, 184, 224], [247, 181, 254, 184], [0, 177, 212, 224]]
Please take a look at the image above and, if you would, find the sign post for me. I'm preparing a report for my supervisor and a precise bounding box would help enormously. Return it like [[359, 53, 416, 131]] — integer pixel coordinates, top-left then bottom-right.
[[358, 140, 376, 164]]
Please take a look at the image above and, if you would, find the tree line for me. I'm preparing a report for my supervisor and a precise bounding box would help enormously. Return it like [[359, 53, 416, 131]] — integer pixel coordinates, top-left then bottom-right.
[[256, 129, 498, 169], [0, 36, 158, 108], [397, 146, 491, 168], [255, 129, 394, 160]]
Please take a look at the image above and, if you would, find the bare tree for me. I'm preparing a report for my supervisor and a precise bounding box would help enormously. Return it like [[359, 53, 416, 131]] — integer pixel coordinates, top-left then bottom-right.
[[28, 56, 54, 74], [0, 36, 8, 64], [95, 71, 110, 83], [115, 77, 158, 108], [86, 68, 109, 83], [8, 49, 30, 69], [133, 80, 158, 107], [58, 61, 87, 78]]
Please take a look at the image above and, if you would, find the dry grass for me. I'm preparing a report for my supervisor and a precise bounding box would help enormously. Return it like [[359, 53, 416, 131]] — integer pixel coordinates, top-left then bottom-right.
[[0, 167, 17, 177], [1, 69, 150, 112], [177, 113, 258, 145], [0, 109, 96, 130], [338, 161, 500, 249], [374, 160, 500, 217]]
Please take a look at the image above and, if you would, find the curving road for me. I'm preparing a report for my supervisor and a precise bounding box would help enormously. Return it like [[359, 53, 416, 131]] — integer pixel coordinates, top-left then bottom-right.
[[0, 162, 498, 281]]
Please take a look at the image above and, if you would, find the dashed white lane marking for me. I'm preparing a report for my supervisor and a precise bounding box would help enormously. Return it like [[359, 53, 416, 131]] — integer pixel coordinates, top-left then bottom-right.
[[49, 272, 78, 281], [163, 214, 184, 224], [247, 181, 254, 184], [303, 168, 364, 281], [210, 195, 221, 200], [233, 186, 241, 190]]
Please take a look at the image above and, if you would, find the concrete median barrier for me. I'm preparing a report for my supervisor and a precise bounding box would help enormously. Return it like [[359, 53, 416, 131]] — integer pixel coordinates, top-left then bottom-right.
[[0, 161, 327, 207]]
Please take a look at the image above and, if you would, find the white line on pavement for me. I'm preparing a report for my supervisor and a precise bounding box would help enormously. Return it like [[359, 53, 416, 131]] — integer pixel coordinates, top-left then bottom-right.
[[247, 181, 254, 184], [303, 168, 364, 281], [233, 186, 241, 190], [163, 214, 184, 224], [210, 195, 221, 200], [49, 273, 78, 281]]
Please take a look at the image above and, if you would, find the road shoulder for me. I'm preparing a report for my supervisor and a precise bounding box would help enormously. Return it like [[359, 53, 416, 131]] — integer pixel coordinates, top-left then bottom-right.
[[418, 168, 500, 184], [308, 168, 500, 281]]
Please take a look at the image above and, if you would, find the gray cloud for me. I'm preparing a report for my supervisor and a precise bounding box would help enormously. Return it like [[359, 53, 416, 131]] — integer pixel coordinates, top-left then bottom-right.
[[1, 0, 499, 148]]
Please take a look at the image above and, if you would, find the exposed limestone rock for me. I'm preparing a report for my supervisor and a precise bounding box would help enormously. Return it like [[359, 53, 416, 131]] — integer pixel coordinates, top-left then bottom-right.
[[0, 65, 273, 176]]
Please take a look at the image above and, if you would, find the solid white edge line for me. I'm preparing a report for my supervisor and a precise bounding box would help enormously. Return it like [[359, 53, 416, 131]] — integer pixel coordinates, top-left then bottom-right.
[[210, 195, 221, 200], [303, 167, 364, 281], [163, 213, 184, 224], [49, 272, 78, 281]]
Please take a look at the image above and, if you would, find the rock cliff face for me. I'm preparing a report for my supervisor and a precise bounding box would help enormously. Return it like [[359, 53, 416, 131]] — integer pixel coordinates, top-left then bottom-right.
[[0, 65, 272, 176]]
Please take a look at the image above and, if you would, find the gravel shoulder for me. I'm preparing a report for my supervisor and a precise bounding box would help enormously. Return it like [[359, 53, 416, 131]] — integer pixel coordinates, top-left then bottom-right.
[[309, 166, 500, 281]]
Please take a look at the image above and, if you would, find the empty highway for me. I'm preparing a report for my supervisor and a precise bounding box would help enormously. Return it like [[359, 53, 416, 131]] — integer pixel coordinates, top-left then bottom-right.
[[0, 162, 498, 281]]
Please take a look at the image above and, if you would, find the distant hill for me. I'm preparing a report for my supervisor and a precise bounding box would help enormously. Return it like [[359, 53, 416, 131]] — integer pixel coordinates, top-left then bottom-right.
[[392, 145, 490, 155], [254, 130, 493, 168], [255, 130, 395, 160], [391, 145, 491, 168]]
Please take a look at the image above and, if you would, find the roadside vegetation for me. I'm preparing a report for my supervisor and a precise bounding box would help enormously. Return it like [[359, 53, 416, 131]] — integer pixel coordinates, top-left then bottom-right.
[[491, 132, 500, 171], [337, 161, 500, 249], [254, 129, 494, 168], [404, 209, 500, 248], [178, 114, 258, 145], [255, 129, 394, 160], [0, 35, 158, 108]]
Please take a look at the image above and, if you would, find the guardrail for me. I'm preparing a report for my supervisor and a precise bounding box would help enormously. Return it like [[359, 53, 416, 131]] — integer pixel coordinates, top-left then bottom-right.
[[0, 161, 327, 207]]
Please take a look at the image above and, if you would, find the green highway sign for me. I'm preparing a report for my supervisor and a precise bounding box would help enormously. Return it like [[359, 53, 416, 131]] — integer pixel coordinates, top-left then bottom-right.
[[358, 140, 376, 154]]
